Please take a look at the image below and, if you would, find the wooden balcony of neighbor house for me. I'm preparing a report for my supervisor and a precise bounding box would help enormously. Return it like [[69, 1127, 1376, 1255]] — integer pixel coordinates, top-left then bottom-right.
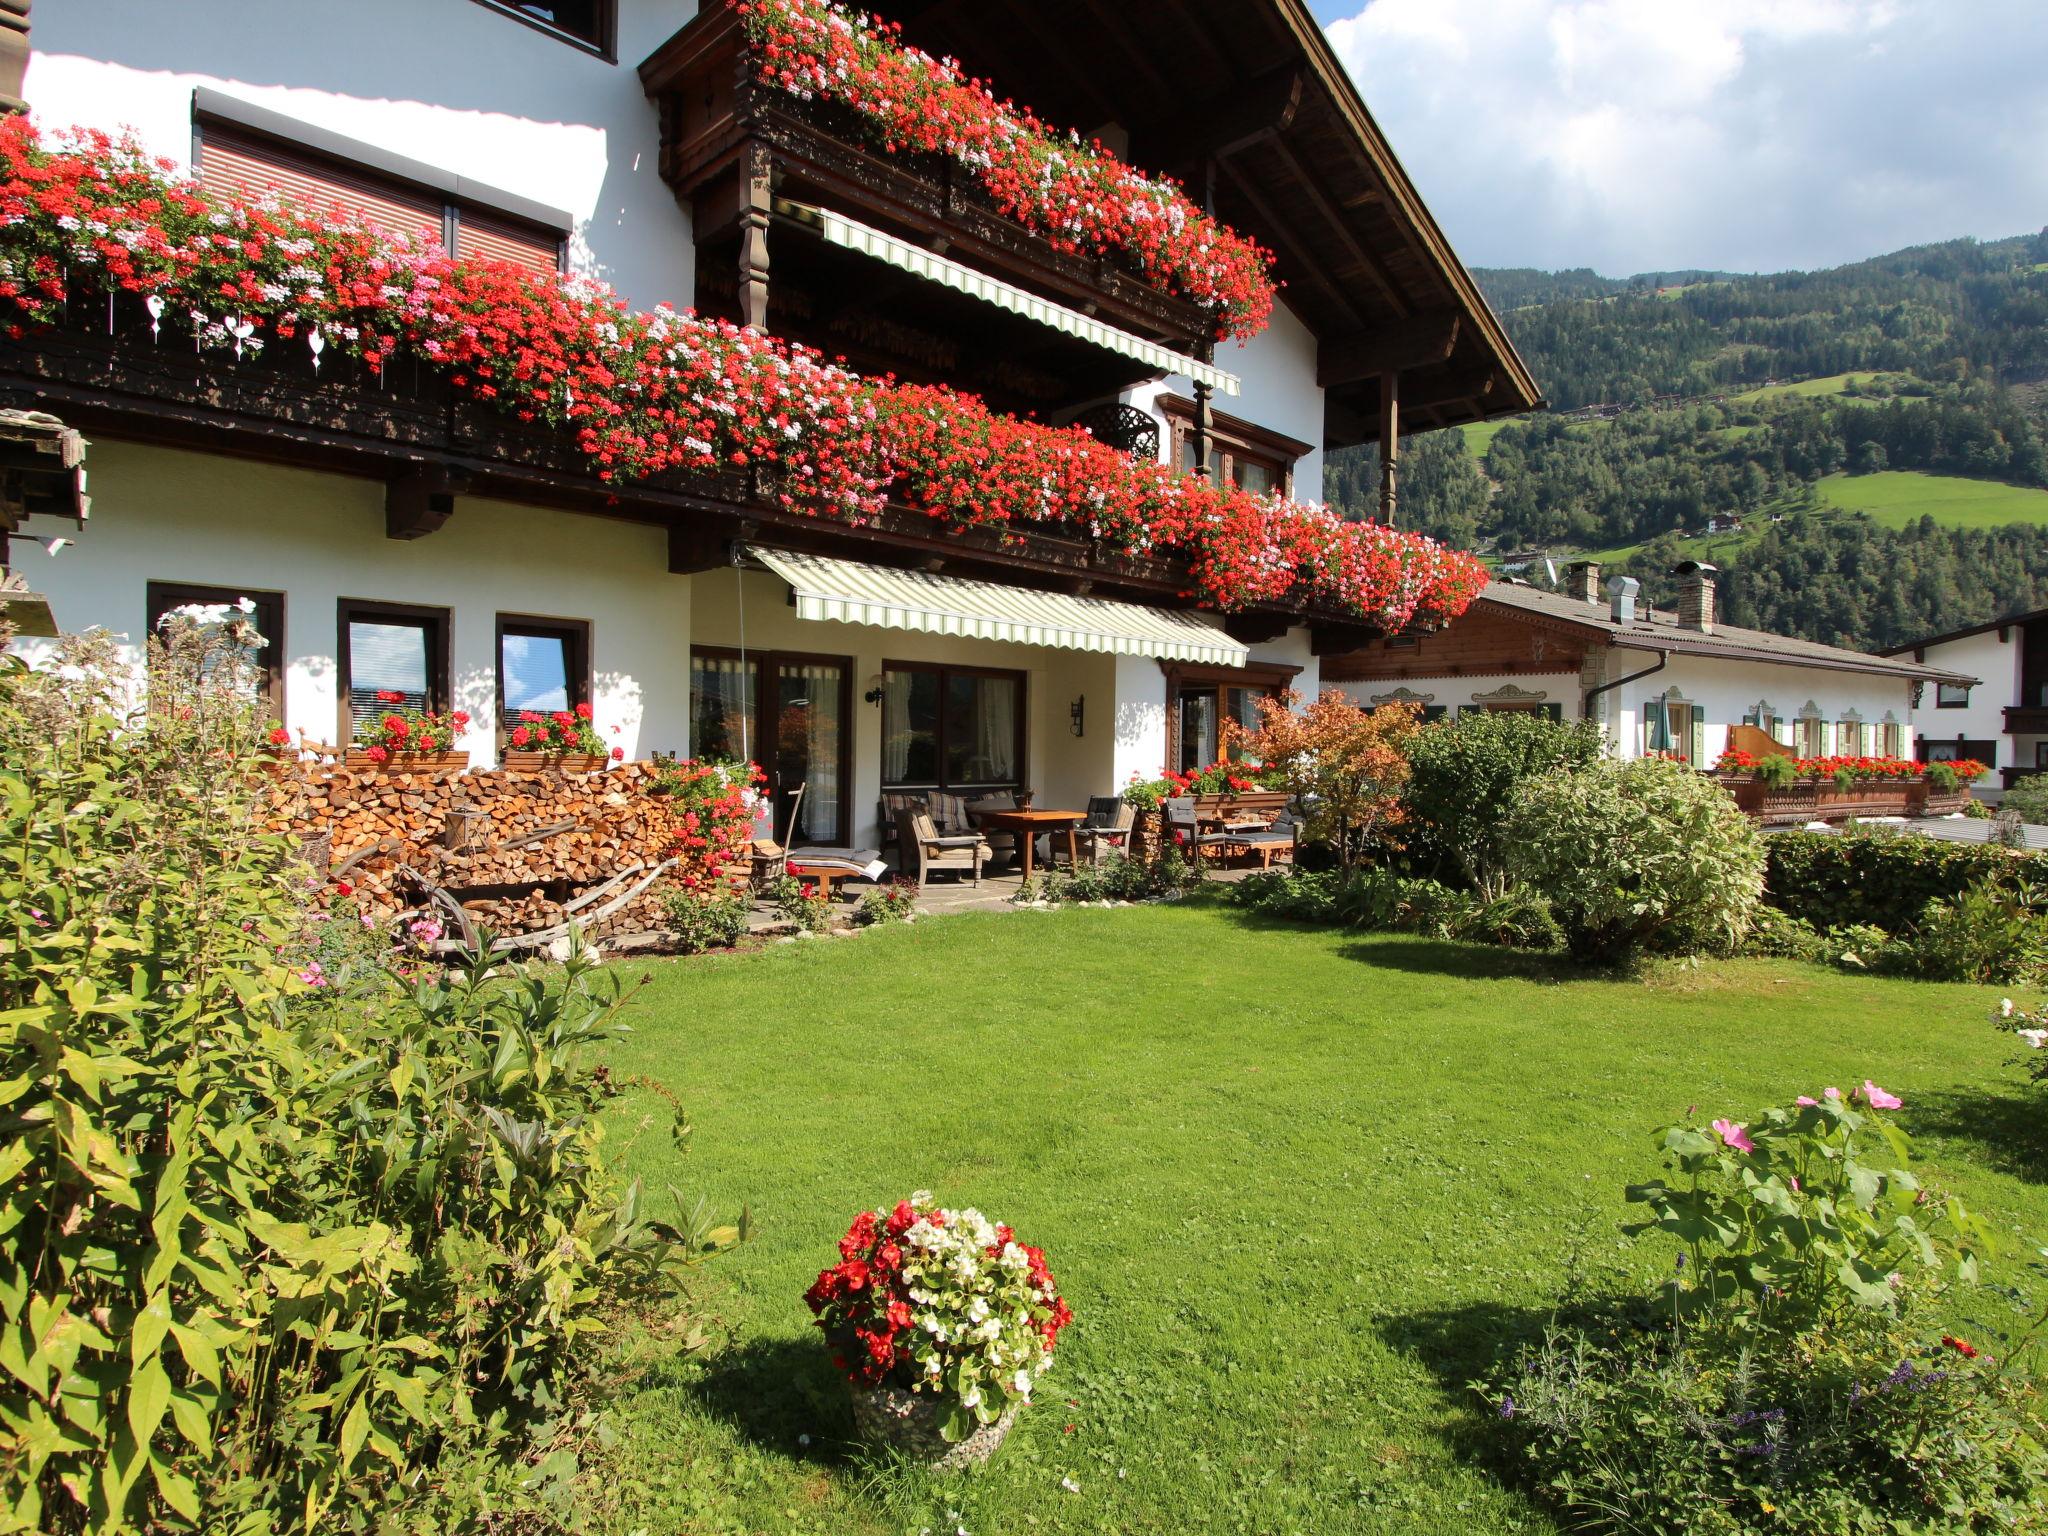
[[2004, 705, 2048, 734]]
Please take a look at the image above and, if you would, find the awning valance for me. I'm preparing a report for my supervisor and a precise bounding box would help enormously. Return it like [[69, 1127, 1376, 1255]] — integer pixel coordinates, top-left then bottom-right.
[[747, 547, 1250, 667], [788, 202, 1242, 397]]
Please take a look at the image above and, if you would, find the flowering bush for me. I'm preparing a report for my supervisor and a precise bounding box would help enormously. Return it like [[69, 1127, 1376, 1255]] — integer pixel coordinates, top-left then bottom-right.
[[805, 1193, 1072, 1440], [652, 756, 763, 897], [507, 699, 611, 757], [855, 877, 920, 926], [1996, 997, 2048, 1082], [352, 691, 467, 757], [1227, 692, 1419, 869], [734, 0, 1276, 341], [0, 118, 1489, 632]]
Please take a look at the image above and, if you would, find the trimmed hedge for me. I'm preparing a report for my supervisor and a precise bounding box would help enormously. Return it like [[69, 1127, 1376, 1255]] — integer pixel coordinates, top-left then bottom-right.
[[1765, 833, 2046, 934]]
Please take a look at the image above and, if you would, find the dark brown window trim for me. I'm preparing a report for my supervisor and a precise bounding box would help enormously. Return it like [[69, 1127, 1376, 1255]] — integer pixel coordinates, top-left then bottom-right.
[[337, 598, 452, 745], [146, 580, 287, 720], [1158, 394, 1314, 498], [467, 0, 617, 61], [879, 659, 1029, 796], [1159, 659, 1300, 768], [691, 646, 856, 841], [1935, 683, 1971, 708], [496, 613, 594, 742]]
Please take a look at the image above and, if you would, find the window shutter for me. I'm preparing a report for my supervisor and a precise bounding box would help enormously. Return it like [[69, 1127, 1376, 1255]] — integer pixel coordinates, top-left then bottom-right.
[[1691, 714, 1707, 767], [198, 129, 443, 246], [456, 208, 564, 275]]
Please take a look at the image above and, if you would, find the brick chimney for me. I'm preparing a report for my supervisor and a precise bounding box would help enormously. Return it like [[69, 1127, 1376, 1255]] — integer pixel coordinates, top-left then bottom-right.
[[1675, 561, 1718, 634], [1565, 559, 1601, 604]]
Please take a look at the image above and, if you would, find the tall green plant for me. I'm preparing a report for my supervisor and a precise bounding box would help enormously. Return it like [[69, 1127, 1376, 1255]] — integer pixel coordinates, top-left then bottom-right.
[[0, 619, 729, 1534], [1401, 711, 1605, 895]]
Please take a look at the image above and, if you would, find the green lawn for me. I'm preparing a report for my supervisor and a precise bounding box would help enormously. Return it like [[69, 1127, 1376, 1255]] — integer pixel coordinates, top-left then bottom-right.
[[1458, 417, 1514, 461], [1732, 371, 1913, 405], [1816, 469, 2048, 530], [582, 899, 2047, 1535]]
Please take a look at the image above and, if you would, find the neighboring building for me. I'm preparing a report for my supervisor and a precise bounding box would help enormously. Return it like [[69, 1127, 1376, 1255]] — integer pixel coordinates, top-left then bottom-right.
[[4, 0, 1541, 851], [1884, 608, 2048, 787], [1324, 560, 1969, 765]]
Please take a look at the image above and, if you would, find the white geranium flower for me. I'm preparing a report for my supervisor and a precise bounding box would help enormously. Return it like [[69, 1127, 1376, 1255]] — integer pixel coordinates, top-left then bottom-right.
[[2020, 1029, 2048, 1049]]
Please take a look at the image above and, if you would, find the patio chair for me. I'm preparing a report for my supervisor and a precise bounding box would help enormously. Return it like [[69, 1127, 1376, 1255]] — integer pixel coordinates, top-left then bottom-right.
[[748, 782, 805, 891], [896, 807, 991, 887], [965, 792, 1020, 867], [1161, 796, 1239, 870], [1074, 795, 1135, 866], [1216, 808, 1299, 870]]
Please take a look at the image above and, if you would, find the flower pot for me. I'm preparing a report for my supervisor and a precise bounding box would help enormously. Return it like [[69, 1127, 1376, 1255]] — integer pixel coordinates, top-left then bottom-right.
[[345, 749, 468, 774], [501, 750, 610, 774], [848, 1383, 1018, 1471]]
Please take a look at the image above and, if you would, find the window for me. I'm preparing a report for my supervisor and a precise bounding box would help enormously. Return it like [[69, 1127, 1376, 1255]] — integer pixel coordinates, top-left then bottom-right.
[[1795, 714, 1827, 757], [470, 0, 615, 56], [1924, 738, 1997, 765], [1937, 682, 1971, 708], [497, 615, 591, 735], [1643, 690, 1704, 763], [146, 581, 285, 717], [1742, 702, 1780, 738], [881, 663, 1024, 793], [197, 116, 566, 275], [690, 653, 757, 762], [338, 600, 449, 740], [1837, 716, 1866, 756], [2038, 742, 2048, 770], [691, 649, 852, 843], [1876, 719, 1905, 758], [1158, 395, 1310, 500]]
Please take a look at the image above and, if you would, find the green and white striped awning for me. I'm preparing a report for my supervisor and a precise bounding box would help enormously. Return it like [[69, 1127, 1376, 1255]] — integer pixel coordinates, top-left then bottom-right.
[[790, 202, 1241, 397], [748, 546, 1250, 667]]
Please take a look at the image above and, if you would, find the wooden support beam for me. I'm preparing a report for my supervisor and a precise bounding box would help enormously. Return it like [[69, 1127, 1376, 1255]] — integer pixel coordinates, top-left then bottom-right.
[[1378, 368, 1399, 529], [1317, 312, 1460, 390], [384, 465, 469, 541], [737, 140, 773, 333], [1191, 380, 1215, 479], [668, 515, 752, 575], [1224, 613, 1293, 646], [1136, 67, 1305, 171], [1215, 157, 1364, 329], [1310, 620, 1385, 656], [1264, 136, 1411, 317], [1404, 374, 1496, 414]]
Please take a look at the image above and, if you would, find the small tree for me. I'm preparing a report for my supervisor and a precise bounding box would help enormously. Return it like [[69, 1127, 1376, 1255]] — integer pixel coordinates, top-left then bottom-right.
[[1226, 691, 1418, 869], [1403, 711, 1606, 896]]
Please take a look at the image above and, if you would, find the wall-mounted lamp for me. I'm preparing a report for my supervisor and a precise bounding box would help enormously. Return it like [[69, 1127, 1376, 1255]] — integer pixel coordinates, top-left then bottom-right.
[[1070, 696, 1085, 737], [863, 673, 887, 707]]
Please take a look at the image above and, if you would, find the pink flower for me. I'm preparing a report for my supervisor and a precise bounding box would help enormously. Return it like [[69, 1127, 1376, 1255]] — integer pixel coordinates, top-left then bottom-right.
[[1796, 1095, 1818, 1107], [1823, 1086, 1842, 1100], [1860, 1080, 1902, 1111], [1712, 1118, 1755, 1154]]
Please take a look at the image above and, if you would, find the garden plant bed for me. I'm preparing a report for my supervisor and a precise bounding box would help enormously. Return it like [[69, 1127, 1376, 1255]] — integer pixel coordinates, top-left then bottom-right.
[[585, 897, 2048, 1535]]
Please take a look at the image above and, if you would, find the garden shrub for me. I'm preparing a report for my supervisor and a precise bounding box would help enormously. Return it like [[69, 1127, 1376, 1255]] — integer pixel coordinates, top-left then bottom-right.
[[1741, 905, 1827, 962], [2004, 777, 2048, 825], [773, 873, 837, 933], [1893, 888, 2048, 984], [855, 878, 921, 925], [1, 621, 730, 1534], [1503, 756, 1766, 965], [1017, 850, 1198, 907], [1484, 1087, 2047, 1534], [1225, 867, 1561, 951], [662, 886, 751, 953], [1463, 886, 1564, 951], [1401, 710, 1605, 894], [1764, 832, 2044, 935]]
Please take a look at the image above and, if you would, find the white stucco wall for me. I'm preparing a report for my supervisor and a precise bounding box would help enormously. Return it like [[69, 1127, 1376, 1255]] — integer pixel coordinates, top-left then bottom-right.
[[1325, 672, 1583, 720], [25, 0, 699, 307], [1599, 650, 1919, 763], [1912, 628, 2016, 767], [19, 443, 690, 765]]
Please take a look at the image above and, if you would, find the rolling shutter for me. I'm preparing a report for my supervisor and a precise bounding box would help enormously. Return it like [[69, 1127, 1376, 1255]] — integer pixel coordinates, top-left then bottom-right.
[[198, 128, 443, 246], [455, 208, 563, 275]]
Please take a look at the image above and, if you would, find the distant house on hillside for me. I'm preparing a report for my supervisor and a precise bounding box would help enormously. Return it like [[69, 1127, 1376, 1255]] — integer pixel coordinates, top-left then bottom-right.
[[1495, 549, 1548, 574], [1884, 607, 2048, 787], [1705, 514, 1745, 536], [1323, 560, 1968, 765]]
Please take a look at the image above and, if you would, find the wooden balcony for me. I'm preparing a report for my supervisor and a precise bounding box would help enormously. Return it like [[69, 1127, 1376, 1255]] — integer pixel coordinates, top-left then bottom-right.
[[2005, 705, 2048, 734], [1719, 774, 1973, 826]]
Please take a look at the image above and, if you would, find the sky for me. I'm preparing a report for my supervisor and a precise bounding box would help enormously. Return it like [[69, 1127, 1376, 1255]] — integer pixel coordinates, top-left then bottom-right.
[[1309, 0, 2048, 277]]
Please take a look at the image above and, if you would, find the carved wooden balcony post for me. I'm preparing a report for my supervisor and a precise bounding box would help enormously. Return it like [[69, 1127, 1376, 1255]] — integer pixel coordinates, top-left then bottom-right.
[[1378, 367, 1400, 527], [738, 140, 772, 332], [0, 1, 30, 116], [1191, 341, 1216, 479]]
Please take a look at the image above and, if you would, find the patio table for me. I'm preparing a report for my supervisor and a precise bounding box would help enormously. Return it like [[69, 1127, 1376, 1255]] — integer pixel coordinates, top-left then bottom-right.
[[968, 807, 1086, 882]]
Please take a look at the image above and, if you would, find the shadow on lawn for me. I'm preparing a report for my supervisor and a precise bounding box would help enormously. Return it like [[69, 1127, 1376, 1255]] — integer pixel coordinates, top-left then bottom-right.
[[1334, 936, 1589, 984], [1909, 1083, 2048, 1184], [1373, 1299, 1558, 1479], [681, 1333, 862, 1462]]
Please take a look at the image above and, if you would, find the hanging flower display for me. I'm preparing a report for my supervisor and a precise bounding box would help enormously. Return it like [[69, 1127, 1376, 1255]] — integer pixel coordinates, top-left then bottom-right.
[[0, 118, 1490, 634], [732, 0, 1279, 342]]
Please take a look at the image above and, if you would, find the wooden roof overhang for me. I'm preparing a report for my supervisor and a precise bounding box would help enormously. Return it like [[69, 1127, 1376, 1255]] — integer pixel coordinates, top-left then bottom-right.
[[847, 0, 1545, 444], [0, 306, 1389, 647]]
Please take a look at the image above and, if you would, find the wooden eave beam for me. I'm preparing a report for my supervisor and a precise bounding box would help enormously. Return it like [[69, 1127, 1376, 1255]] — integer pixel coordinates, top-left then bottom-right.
[[384, 464, 469, 541], [1134, 67, 1306, 169], [1317, 312, 1460, 389], [1215, 156, 1364, 329], [1263, 135, 1411, 317]]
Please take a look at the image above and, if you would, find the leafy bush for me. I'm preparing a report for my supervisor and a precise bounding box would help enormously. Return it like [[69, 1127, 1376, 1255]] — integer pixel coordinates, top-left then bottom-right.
[[855, 878, 921, 926], [662, 886, 751, 953], [1464, 886, 1564, 951], [2, 623, 734, 1534], [1996, 996, 2048, 1083], [1484, 1087, 2047, 1534], [2004, 777, 2048, 825], [1756, 751, 1799, 789], [1226, 867, 1561, 950], [773, 873, 837, 933], [1401, 710, 1605, 894], [1764, 832, 2044, 934], [1016, 850, 1199, 906], [1893, 888, 2048, 984], [1504, 757, 1766, 965], [1741, 905, 1827, 961]]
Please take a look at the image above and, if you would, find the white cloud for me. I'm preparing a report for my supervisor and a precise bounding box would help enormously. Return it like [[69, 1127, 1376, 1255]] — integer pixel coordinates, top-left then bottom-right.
[[1323, 0, 2048, 274]]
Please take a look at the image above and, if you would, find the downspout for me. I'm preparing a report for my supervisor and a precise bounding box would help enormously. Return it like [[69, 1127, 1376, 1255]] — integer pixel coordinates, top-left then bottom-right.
[[1582, 647, 1669, 726]]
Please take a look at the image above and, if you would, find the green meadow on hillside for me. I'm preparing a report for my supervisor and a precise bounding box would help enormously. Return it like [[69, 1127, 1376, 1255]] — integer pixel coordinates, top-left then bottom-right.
[[1816, 469, 2048, 530]]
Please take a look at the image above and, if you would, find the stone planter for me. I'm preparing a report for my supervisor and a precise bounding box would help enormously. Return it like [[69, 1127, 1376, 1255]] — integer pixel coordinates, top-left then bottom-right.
[[849, 1383, 1017, 1471], [501, 751, 610, 774], [344, 748, 468, 774], [1128, 806, 1163, 863]]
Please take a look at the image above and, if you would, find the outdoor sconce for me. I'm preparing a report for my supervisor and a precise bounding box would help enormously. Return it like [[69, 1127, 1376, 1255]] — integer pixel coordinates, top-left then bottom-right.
[[863, 673, 886, 706], [1070, 696, 1085, 737]]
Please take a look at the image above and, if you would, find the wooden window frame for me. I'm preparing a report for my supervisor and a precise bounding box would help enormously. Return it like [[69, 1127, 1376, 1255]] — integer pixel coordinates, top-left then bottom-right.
[[145, 580, 287, 720], [1157, 395, 1312, 500], [1160, 660, 1301, 770], [468, 0, 618, 60], [878, 660, 1029, 796], [496, 613, 593, 743], [1936, 682, 1971, 709], [691, 646, 856, 841], [337, 598, 452, 745]]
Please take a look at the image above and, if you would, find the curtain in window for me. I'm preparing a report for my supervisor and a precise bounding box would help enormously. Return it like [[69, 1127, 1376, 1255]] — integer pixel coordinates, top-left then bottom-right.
[[882, 669, 940, 784], [783, 664, 842, 842], [690, 654, 756, 762], [951, 674, 1018, 786]]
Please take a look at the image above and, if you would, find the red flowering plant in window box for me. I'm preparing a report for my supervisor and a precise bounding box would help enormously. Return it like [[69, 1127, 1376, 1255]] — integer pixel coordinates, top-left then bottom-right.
[[806, 1192, 1072, 1461], [733, 0, 1277, 342], [502, 701, 627, 770], [0, 119, 1490, 636], [348, 691, 468, 770]]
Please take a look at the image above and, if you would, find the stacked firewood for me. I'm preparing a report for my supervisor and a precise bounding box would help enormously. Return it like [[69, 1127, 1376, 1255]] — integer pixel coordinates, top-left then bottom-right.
[[266, 760, 738, 944]]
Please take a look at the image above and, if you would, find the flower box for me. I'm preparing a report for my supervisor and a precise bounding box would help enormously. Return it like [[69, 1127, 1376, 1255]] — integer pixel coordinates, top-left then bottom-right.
[[1191, 790, 1291, 821], [1718, 772, 1974, 825], [345, 749, 468, 774], [501, 751, 611, 774]]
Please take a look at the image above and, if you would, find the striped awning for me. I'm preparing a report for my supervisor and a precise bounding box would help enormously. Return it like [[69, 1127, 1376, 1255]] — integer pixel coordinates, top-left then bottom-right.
[[747, 547, 1250, 667], [791, 202, 1241, 397]]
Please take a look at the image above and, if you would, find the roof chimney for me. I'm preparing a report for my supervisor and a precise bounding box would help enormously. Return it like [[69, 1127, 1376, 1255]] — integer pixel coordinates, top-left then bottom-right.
[[1674, 561, 1718, 635], [1565, 559, 1602, 604], [1608, 575, 1639, 626]]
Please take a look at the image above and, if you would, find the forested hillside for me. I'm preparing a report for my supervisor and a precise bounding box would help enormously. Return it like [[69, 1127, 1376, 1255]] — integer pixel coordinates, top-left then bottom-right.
[[1326, 231, 2048, 652]]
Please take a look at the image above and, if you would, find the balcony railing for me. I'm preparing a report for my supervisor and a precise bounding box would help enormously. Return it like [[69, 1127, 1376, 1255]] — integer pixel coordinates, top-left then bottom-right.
[[2005, 705, 2048, 734]]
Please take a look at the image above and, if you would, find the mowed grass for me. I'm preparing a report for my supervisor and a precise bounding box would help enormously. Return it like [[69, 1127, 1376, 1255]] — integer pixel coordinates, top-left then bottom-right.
[[1458, 417, 1514, 461], [1816, 469, 2048, 530], [582, 899, 2048, 1536], [1732, 371, 1912, 405]]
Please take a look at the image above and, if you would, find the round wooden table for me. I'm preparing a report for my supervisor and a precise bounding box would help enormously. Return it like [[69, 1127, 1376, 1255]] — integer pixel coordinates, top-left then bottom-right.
[[968, 808, 1087, 881]]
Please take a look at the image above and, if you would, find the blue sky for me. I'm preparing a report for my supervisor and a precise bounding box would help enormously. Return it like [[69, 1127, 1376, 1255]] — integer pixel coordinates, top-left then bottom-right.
[[1310, 0, 2048, 275]]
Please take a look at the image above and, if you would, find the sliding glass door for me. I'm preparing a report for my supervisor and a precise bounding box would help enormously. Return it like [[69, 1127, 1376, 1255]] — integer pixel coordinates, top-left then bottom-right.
[[690, 649, 851, 845]]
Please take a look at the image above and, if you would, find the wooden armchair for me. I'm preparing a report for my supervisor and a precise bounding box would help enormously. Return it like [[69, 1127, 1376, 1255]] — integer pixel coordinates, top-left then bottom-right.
[[1074, 795, 1135, 866], [895, 807, 992, 887]]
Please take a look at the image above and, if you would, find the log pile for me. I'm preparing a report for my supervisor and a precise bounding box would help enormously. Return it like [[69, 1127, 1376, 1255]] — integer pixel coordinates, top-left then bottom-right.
[[266, 760, 747, 946]]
